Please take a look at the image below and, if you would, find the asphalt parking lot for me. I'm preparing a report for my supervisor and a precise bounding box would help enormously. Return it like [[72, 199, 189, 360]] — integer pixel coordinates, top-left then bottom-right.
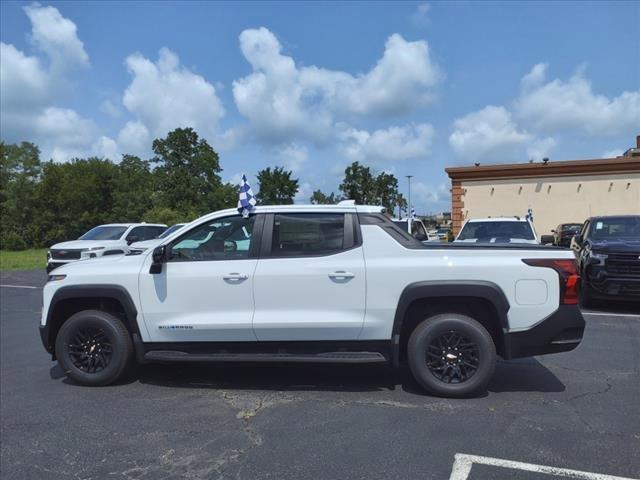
[[1, 270, 639, 480]]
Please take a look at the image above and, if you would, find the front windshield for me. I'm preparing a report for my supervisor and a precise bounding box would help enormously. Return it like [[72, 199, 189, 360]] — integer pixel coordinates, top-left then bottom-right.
[[590, 217, 640, 240], [564, 224, 582, 233], [458, 221, 535, 241], [79, 226, 127, 240], [158, 224, 186, 239], [395, 221, 409, 232]]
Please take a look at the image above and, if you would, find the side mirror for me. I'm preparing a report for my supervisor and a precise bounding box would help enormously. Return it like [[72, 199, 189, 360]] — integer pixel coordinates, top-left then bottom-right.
[[540, 235, 554, 245], [150, 245, 167, 274], [126, 235, 139, 245], [414, 234, 428, 242], [551, 229, 556, 233], [573, 234, 583, 246]]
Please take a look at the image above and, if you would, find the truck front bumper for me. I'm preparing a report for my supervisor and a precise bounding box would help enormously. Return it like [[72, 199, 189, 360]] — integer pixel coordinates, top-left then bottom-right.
[[504, 305, 585, 359]]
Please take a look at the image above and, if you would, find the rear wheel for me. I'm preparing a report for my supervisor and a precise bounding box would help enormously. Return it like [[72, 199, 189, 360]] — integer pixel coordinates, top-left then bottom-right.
[[55, 309, 133, 386], [407, 313, 496, 398]]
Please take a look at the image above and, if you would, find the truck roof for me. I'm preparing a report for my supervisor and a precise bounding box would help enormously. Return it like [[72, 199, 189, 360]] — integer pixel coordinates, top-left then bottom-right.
[[465, 217, 529, 223], [206, 204, 385, 216], [98, 223, 167, 227]]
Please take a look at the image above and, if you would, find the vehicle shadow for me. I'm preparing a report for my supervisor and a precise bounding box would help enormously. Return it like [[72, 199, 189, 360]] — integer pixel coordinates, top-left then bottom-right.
[[129, 356, 565, 396], [488, 358, 565, 393]]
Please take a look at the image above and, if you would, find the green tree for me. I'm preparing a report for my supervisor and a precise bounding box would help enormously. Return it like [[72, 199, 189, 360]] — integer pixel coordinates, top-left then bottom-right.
[[256, 167, 299, 205], [36, 158, 119, 246], [309, 190, 340, 204], [339, 161, 403, 213], [111, 155, 153, 222], [339, 162, 376, 204], [0, 142, 42, 249], [151, 128, 228, 216]]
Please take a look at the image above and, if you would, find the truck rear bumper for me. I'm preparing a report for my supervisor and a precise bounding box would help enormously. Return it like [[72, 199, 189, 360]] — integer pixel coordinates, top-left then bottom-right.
[[503, 305, 585, 359]]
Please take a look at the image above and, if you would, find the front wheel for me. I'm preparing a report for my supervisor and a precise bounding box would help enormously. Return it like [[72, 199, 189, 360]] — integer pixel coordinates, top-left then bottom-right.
[[407, 313, 496, 398], [55, 309, 133, 386]]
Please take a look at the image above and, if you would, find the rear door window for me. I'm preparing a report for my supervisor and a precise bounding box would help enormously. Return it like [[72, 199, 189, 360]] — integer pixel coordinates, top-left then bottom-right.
[[269, 213, 346, 257]]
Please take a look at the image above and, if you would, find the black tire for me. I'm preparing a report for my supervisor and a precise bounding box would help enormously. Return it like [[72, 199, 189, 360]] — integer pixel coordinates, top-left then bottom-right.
[[407, 313, 496, 398], [55, 309, 133, 386]]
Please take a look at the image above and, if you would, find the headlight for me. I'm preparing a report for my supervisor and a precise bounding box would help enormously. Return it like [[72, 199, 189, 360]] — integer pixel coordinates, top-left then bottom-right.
[[589, 252, 607, 265], [87, 246, 105, 251], [47, 250, 51, 260], [47, 274, 66, 282]]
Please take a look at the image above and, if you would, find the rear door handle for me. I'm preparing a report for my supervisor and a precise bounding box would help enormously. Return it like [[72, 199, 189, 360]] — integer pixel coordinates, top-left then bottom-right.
[[328, 271, 355, 279], [223, 273, 249, 281]]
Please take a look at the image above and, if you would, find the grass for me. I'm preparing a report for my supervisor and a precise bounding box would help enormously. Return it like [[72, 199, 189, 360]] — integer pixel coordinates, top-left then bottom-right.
[[0, 249, 48, 271]]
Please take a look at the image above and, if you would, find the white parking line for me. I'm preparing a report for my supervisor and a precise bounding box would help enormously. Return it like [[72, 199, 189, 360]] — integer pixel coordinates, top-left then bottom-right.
[[0, 284, 40, 289], [449, 453, 638, 480]]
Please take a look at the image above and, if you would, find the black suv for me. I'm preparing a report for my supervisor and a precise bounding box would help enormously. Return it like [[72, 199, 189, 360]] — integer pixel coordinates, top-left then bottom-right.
[[552, 223, 583, 247], [571, 215, 640, 305]]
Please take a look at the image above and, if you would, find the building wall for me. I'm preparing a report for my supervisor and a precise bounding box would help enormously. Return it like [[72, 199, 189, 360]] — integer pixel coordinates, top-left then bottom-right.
[[458, 172, 640, 238]]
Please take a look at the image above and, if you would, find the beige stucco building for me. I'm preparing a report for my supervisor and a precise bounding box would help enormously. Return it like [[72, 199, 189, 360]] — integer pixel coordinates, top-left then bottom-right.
[[445, 140, 640, 238]]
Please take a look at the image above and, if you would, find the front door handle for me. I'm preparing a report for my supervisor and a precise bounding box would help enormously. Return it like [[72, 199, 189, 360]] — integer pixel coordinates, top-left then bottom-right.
[[223, 273, 249, 281], [328, 271, 355, 279]]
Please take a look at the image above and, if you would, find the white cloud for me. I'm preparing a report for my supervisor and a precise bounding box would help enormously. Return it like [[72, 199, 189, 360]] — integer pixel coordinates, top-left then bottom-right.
[[92, 136, 119, 160], [341, 123, 435, 163], [121, 47, 225, 143], [100, 99, 122, 118], [449, 106, 532, 161], [32, 107, 98, 161], [603, 149, 623, 158], [515, 63, 640, 135], [294, 181, 312, 204], [275, 143, 308, 172], [116, 121, 151, 157], [526, 137, 556, 160], [412, 2, 431, 26], [0, 4, 95, 161], [233, 27, 441, 144], [24, 3, 89, 73], [0, 42, 49, 112], [411, 182, 449, 211]]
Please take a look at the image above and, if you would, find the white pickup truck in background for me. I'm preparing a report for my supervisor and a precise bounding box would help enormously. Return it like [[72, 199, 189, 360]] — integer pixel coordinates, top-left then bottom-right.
[[47, 223, 167, 272], [40, 204, 584, 397]]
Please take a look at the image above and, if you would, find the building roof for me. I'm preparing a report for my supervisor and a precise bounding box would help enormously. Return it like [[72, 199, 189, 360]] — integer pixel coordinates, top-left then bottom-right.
[[445, 156, 640, 181]]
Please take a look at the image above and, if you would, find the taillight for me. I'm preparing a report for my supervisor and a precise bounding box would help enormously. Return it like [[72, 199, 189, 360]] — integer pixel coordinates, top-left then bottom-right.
[[523, 259, 581, 305]]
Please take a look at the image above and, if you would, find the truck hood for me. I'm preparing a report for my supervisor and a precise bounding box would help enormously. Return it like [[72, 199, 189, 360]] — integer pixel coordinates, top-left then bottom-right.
[[53, 250, 146, 273], [129, 238, 162, 250], [50, 239, 125, 250], [591, 239, 640, 254], [455, 238, 538, 245]]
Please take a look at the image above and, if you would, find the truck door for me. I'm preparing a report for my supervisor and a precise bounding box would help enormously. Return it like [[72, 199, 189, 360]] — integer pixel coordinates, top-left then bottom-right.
[[138, 214, 262, 342], [252, 212, 366, 341]]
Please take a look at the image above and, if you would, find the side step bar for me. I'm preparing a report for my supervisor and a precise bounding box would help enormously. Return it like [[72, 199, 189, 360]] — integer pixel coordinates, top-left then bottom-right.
[[143, 350, 387, 364]]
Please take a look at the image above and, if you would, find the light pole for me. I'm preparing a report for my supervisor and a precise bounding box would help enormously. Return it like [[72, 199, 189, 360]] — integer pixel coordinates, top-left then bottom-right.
[[406, 175, 413, 219]]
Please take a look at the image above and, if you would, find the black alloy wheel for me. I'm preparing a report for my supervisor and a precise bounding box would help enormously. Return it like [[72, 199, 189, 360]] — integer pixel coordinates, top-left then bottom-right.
[[426, 330, 480, 383], [55, 309, 133, 386], [66, 326, 113, 373], [407, 313, 496, 398]]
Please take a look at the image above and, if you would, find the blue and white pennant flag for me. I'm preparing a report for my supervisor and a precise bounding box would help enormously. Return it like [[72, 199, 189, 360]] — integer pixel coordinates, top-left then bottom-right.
[[525, 208, 533, 222], [411, 207, 417, 219], [237, 174, 256, 218]]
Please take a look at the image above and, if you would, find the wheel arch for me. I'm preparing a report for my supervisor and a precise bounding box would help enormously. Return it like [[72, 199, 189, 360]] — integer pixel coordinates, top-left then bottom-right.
[[392, 281, 511, 364], [44, 285, 139, 357]]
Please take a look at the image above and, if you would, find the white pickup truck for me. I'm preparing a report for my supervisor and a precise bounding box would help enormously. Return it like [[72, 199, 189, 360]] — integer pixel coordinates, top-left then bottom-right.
[[40, 205, 584, 397]]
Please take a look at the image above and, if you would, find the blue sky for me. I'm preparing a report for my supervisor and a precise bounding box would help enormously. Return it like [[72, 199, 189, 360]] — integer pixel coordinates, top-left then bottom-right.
[[1, 1, 638, 213]]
